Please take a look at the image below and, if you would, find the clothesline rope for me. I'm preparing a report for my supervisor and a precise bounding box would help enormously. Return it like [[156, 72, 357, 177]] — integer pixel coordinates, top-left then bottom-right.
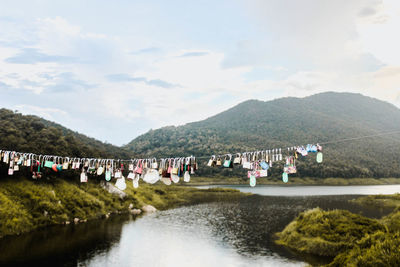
[[318, 130, 400, 145], [1, 129, 398, 187], [193, 130, 400, 160], [1, 130, 399, 161]]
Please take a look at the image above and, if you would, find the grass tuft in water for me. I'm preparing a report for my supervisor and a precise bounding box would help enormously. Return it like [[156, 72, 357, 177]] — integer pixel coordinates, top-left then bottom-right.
[[276, 194, 400, 266], [328, 231, 400, 266], [275, 208, 385, 257]]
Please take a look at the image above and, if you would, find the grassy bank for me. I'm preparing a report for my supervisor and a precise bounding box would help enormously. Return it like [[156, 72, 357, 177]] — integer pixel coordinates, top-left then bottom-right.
[[275, 194, 400, 266], [0, 176, 247, 238], [188, 176, 400, 186], [351, 194, 400, 209]]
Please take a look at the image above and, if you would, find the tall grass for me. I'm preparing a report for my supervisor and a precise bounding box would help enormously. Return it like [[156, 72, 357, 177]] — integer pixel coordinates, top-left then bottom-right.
[[0, 176, 246, 238], [276, 194, 400, 266]]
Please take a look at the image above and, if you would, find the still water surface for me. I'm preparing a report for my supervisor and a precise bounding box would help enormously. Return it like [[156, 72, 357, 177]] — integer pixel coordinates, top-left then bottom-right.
[[198, 184, 400, 196], [0, 185, 398, 267]]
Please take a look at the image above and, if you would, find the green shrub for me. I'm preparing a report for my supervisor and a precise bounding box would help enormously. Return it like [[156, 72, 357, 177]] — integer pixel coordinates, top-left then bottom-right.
[[0, 176, 246, 238], [381, 210, 400, 233], [329, 231, 400, 266], [275, 208, 386, 256], [0, 192, 33, 237]]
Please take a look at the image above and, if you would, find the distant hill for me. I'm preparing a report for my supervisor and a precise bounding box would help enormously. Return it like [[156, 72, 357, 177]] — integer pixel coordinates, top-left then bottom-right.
[[0, 108, 132, 159], [124, 92, 400, 178], [2, 92, 400, 179]]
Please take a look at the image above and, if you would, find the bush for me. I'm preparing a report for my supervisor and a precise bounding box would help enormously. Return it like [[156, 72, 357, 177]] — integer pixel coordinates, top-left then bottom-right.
[[329, 231, 400, 266], [0, 176, 246, 238], [0, 192, 33, 237], [275, 208, 386, 256]]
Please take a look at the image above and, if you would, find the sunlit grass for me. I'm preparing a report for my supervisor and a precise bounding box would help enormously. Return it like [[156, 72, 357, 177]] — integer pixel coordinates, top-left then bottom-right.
[[276, 194, 400, 266], [0, 176, 246, 238]]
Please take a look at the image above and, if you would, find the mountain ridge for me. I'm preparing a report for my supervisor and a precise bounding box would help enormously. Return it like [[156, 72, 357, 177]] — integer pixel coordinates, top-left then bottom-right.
[[124, 92, 400, 178], [0, 108, 132, 159], [1, 92, 400, 178]]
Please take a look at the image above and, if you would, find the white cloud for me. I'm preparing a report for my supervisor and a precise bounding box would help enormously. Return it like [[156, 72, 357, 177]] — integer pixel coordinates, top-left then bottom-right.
[[223, 0, 400, 106], [14, 104, 67, 120], [357, 0, 400, 65], [1, 1, 400, 145], [362, 66, 400, 106]]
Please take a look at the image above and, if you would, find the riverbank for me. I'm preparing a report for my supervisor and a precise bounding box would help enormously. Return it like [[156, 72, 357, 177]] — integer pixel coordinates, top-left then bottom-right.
[[275, 194, 400, 266], [187, 176, 400, 186], [0, 176, 247, 238]]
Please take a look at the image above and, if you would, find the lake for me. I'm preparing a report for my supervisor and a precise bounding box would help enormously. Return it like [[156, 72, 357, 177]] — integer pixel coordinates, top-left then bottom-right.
[[0, 185, 398, 267], [196, 184, 400, 196]]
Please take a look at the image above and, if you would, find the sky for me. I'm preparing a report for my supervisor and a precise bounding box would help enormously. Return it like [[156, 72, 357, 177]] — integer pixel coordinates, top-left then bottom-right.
[[0, 0, 400, 146]]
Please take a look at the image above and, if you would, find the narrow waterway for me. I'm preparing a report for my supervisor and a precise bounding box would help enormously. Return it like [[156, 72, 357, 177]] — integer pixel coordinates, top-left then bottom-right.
[[0, 185, 398, 267], [196, 184, 400, 196]]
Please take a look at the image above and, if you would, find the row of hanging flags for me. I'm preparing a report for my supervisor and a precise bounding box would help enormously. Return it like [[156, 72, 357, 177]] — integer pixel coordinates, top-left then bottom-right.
[[0, 144, 323, 189]]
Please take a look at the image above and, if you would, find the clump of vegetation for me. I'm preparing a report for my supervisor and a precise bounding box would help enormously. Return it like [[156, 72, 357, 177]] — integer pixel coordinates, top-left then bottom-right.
[[329, 231, 400, 266], [0, 176, 246, 238], [351, 194, 400, 234], [352, 193, 400, 209], [381, 209, 400, 233], [0, 191, 33, 236], [276, 195, 400, 266], [275, 208, 385, 257]]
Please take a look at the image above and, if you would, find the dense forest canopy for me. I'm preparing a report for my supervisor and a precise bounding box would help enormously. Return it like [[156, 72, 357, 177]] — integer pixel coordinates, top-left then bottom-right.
[[124, 92, 400, 178], [1, 92, 400, 178], [0, 108, 132, 159]]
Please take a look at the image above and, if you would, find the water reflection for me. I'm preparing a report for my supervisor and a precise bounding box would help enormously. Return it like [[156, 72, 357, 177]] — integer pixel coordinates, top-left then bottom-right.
[[198, 184, 400, 196], [81, 195, 391, 267], [82, 201, 303, 267], [0, 215, 129, 267], [0, 192, 395, 267]]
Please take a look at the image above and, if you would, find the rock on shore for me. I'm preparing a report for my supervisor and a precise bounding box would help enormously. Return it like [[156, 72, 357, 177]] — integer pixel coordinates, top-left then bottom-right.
[[141, 205, 157, 213]]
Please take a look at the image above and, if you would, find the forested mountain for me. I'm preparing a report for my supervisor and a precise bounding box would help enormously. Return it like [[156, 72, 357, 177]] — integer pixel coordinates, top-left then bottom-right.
[[124, 92, 400, 178], [0, 108, 132, 159], [2, 92, 400, 178]]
